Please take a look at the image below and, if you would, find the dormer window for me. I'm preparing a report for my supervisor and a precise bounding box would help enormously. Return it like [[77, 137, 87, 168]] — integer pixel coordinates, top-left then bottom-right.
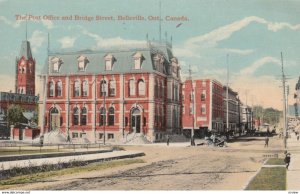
[[77, 55, 89, 71], [133, 52, 144, 69], [104, 54, 115, 71], [50, 57, 63, 73]]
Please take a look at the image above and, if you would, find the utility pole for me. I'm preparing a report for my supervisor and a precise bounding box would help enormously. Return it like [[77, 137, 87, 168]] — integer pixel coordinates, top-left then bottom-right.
[[102, 75, 106, 145], [226, 54, 229, 133], [189, 65, 195, 145], [281, 52, 287, 149]]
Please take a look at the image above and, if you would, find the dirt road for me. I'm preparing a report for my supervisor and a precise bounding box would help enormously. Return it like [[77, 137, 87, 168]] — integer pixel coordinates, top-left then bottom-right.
[[19, 136, 284, 190]]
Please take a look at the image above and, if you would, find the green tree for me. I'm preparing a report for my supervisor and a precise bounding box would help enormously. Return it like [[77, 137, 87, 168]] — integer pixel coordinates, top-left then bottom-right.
[[5, 105, 26, 126]]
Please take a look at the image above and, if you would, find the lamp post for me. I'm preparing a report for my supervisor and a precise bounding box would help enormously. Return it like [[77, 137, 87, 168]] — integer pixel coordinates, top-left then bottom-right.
[[102, 75, 106, 145]]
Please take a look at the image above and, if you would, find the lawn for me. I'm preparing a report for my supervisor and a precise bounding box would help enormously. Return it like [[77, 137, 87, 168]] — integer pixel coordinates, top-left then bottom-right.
[[245, 167, 286, 190], [265, 158, 285, 165], [0, 158, 145, 190]]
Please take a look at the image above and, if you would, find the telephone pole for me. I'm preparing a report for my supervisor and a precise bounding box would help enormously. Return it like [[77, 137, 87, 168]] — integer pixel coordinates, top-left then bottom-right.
[[281, 52, 287, 149]]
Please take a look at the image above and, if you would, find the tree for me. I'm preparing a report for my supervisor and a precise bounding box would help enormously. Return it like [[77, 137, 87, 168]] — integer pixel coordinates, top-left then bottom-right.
[[5, 105, 26, 126]]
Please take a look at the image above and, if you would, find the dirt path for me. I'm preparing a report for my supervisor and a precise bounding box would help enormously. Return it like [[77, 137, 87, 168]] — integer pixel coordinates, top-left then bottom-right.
[[17, 136, 284, 190]]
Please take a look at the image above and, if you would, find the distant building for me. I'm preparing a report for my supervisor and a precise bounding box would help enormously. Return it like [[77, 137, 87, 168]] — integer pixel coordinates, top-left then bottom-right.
[[39, 41, 182, 143], [182, 79, 223, 136], [223, 86, 240, 133]]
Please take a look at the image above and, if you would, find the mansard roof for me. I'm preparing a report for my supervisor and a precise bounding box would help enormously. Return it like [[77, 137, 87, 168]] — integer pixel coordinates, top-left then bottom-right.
[[42, 41, 176, 76], [19, 41, 33, 60]]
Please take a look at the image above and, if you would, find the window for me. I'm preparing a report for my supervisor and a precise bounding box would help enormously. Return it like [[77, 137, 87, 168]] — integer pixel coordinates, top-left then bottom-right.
[[201, 105, 206, 114], [99, 133, 104, 139], [109, 80, 116, 97], [108, 107, 114, 126], [129, 79, 135, 96], [74, 81, 80, 97], [81, 107, 87, 125], [104, 54, 115, 71], [51, 57, 63, 73], [189, 104, 193, 114], [108, 133, 114, 139], [77, 55, 89, 71], [201, 93, 206, 101], [138, 79, 145, 96], [190, 93, 194, 101], [100, 107, 106, 126], [100, 80, 107, 97], [72, 132, 78, 138], [49, 82, 54, 97], [57, 81, 62, 97], [82, 80, 88, 97], [73, 107, 79, 125], [80, 133, 86, 138], [133, 52, 143, 69]]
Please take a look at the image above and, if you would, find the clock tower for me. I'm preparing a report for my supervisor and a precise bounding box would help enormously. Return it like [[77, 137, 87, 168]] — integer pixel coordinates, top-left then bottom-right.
[[15, 40, 35, 95]]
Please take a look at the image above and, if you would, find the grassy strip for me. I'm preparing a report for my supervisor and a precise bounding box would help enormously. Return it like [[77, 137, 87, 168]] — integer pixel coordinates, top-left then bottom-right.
[[0, 158, 144, 189], [265, 158, 285, 165], [246, 167, 286, 190]]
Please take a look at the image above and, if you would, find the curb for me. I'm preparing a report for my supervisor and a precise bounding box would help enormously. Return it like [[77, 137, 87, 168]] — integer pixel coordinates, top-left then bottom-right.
[[0, 149, 113, 162]]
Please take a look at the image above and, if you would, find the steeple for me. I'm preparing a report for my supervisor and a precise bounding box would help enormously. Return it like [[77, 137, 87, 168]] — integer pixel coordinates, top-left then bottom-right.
[[19, 40, 33, 60]]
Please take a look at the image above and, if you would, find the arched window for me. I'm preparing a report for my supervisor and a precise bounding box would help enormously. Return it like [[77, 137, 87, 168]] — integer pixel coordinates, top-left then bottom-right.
[[99, 107, 106, 126], [109, 80, 116, 97], [57, 81, 62, 97], [81, 107, 87, 125], [74, 81, 80, 97], [49, 82, 54, 97], [138, 79, 145, 96], [129, 79, 135, 96], [82, 80, 88, 97], [100, 80, 107, 97], [108, 107, 114, 126], [73, 107, 79, 125], [50, 107, 60, 130]]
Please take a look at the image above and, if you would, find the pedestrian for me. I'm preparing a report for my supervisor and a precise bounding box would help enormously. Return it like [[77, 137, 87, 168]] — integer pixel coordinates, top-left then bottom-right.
[[284, 152, 291, 169], [166, 135, 170, 146], [297, 133, 299, 141], [39, 135, 44, 147], [191, 135, 195, 146], [264, 136, 269, 147]]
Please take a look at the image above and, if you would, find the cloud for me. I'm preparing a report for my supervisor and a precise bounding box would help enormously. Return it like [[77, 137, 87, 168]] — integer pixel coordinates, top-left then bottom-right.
[[40, 19, 54, 29], [29, 30, 47, 53], [240, 56, 281, 75], [223, 48, 254, 55], [81, 29, 145, 49], [0, 15, 54, 29], [0, 16, 23, 28], [58, 36, 77, 49], [185, 16, 300, 49]]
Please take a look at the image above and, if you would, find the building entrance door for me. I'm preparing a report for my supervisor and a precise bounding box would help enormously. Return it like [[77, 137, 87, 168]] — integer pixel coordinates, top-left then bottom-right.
[[131, 108, 141, 133], [50, 107, 60, 131]]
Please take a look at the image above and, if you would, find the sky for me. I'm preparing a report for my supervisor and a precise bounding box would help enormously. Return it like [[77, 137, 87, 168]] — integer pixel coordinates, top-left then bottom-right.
[[0, 0, 300, 110]]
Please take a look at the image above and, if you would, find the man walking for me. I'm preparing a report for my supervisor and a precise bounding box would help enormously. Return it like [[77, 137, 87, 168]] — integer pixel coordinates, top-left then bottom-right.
[[284, 152, 291, 169], [264, 136, 269, 147], [166, 135, 170, 146]]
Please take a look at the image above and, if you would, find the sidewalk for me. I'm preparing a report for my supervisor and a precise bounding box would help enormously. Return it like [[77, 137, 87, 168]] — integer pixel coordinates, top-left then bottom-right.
[[287, 133, 300, 190], [0, 150, 144, 171]]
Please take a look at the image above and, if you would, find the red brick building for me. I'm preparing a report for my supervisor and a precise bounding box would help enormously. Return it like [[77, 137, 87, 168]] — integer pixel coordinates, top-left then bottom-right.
[[0, 40, 38, 139], [182, 79, 223, 136], [39, 41, 182, 143]]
